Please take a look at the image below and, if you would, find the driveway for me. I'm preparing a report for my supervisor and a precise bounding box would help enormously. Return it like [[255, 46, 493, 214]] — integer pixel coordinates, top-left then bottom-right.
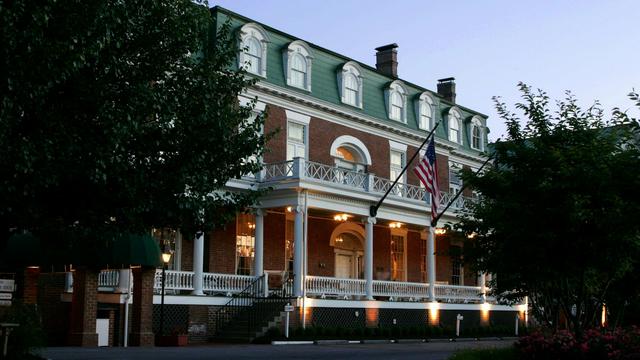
[[42, 339, 514, 360]]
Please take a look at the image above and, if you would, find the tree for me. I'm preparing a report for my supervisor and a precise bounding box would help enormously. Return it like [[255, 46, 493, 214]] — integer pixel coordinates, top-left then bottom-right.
[[0, 0, 267, 266], [457, 83, 640, 335]]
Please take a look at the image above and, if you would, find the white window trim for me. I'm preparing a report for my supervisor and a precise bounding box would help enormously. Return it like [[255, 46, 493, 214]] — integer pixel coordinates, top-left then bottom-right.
[[337, 61, 364, 108], [283, 40, 313, 91], [447, 107, 463, 144], [330, 135, 372, 165], [286, 110, 310, 160], [389, 140, 407, 186], [238, 23, 269, 78], [384, 80, 408, 123], [470, 116, 484, 151], [415, 92, 435, 130]]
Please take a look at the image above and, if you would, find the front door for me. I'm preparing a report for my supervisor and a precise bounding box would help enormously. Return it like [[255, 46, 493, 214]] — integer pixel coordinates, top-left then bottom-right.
[[335, 254, 352, 279]]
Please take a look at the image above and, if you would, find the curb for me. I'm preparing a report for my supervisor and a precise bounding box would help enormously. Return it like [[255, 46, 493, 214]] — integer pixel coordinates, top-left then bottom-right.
[[315, 340, 350, 345], [271, 340, 314, 345]]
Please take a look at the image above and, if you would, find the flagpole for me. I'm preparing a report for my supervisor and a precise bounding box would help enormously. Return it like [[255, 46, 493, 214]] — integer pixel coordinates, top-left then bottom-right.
[[370, 122, 441, 218]]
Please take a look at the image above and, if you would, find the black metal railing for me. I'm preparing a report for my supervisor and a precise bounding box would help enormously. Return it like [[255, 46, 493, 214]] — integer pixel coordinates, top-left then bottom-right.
[[213, 273, 295, 341]]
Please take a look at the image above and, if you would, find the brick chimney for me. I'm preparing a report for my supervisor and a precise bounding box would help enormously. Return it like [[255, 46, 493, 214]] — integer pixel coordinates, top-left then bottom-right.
[[437, 77, 456, 103], [375, 43, 398, 78]]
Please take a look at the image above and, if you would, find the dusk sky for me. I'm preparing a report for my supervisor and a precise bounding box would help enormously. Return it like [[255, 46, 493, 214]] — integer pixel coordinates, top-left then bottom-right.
[[209, 0, 639, 141]]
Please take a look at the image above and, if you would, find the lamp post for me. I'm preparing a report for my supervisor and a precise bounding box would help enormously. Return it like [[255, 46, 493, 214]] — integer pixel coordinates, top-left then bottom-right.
[[159, 251, 172, 337]]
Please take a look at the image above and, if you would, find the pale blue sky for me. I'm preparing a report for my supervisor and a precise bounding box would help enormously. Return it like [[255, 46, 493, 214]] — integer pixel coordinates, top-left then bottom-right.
[[210, 0, 639, 141]]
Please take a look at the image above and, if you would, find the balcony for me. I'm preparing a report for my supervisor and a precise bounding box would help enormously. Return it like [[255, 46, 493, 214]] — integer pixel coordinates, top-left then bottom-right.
[[260, 158, 474, 212]]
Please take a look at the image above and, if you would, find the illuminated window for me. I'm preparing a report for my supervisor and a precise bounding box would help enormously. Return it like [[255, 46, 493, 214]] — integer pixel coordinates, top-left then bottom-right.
[[236, 213, 256, 275], [390, 235, 406, 281], [420, 238, 427, 283], [285, 219, 294, 277]]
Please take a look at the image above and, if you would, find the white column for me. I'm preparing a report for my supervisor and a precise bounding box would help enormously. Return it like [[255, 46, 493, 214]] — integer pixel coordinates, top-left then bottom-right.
[[293, 206, 304, 297], [365, 217, 376, 300], [254, 209, 265, 277], [428, 226, 436, 302], [116, 269, 130, 293], [191, 231, 205, 296], [479, 272, 487, 303]]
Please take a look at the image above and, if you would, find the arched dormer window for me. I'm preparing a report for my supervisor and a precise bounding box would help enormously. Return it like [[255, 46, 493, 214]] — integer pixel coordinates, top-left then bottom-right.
[[447, 108, 462, 144], [238, 23, 269, 78], [415, 92, 435, 130], [470, 116, 484, 151], [385, 81, 408, 123], [338, 61, 363, 108], [283, 40, 313, 91]]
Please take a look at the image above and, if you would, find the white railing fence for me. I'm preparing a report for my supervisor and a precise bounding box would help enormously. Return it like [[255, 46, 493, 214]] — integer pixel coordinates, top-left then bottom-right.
[[203, 272, 256, 294], [434, 284, 484, 303], [98, 270, 119, 288], [373, 279, 430, 300]]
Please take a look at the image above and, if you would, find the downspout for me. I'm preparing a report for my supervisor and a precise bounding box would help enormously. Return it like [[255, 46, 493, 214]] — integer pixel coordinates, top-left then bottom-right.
[[123, 267, 132, 347]]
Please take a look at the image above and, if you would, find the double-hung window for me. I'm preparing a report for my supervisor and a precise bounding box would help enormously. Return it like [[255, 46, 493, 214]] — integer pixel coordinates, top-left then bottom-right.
[[236, 213, 256, 275], [287, 122, 306, 160]]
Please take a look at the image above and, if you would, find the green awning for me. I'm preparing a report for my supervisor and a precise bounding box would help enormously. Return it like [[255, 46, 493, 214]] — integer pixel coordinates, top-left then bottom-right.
[[2, 232, 42, 267], [108, 233, 162, 268]]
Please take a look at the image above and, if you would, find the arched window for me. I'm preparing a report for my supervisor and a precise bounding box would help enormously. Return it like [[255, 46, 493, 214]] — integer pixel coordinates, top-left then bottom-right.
[[448, 108, 462, 144], [470, 116, 484, 151], [386, 81, 408, 122], [238, 23, 269, 77], [416, 92, 435, 130], [290, 53, 307, 88], [338, 61, 363, 108], [284, 40, 313, 91], [330, 135, 372, 173]]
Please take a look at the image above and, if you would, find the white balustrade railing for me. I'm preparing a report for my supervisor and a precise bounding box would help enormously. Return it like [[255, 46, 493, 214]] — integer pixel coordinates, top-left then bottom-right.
[[98, 269, 119, 288], [261, 159, 475, 211], [434, 284, 484, 302], [306, 276, 366, 298], [372, 279, 430, 300], [203, 273, 256, 294], [155, 270, 194, 292]]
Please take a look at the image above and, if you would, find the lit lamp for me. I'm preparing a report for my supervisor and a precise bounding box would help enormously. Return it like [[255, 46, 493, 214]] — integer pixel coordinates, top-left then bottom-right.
[[160, 250, 172, 337]]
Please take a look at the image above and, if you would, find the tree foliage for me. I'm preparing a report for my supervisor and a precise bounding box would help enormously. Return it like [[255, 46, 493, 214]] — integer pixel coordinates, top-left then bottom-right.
[[458, 83, 640, 335], [0, 0, 267, 264]]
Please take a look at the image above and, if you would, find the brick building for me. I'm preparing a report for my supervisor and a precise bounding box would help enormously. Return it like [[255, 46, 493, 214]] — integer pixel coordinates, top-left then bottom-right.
[[21, 6, 526, 346]]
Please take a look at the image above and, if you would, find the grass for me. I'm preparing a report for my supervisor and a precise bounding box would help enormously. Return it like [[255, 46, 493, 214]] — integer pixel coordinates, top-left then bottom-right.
[[448, 347, 518, 360]]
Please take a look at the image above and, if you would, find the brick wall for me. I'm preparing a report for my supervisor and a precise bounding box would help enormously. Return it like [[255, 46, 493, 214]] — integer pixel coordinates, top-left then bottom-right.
[[307, 216, 343, 277], [38, 272, 71, 346], [264, 211, 286, 272], [373, 225, 391, 280], [406, 230, 422, 283], [181, 236, 193, 272], [130, 267, 155, 346], [68, 268, 99, 346], [263, 105, 286, 163], [208, 220, 236, 274], [435, 237, 452, 284]]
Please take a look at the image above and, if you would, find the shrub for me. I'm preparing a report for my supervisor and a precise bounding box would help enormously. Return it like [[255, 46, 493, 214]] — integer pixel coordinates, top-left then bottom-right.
[[2, 301, 46, 359]]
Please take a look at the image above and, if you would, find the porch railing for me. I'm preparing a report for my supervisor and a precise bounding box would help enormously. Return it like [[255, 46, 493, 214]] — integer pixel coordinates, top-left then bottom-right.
[[262, 159, 474, 211], [306, 276, 487, 303], [203, 272, 256, 294], [98, 269, 119, 288], [154, 270, 194, 293]]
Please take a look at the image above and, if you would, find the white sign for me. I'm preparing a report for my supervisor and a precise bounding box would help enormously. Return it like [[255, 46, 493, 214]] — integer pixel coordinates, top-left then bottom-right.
[[0, 300, 12, 306], [0, 293, 12, 300], [284, 304, 294, 312], [0, 279, 14, 292]]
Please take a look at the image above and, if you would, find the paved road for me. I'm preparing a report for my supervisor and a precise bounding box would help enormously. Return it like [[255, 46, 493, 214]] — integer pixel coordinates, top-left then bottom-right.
[[42, 340, 514, 360]]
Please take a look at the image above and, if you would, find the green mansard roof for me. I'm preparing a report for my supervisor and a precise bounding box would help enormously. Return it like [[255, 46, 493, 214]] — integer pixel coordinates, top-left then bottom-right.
[[212, 6, 489, 154]]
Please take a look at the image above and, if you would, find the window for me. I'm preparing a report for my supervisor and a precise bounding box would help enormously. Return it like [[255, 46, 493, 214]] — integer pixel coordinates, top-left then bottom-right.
[[385, 81, 408, 122], [285, 219, 294, 278], [449, 161, 462, 194], [236, 213, 256, 275], [448, 108, 462, 144], [286, 121, 306, 160], [390, 149, 405, 195], [420, 238, 427, 283], [238, 23, 269, 78], [416, 93, 435, 130], [284, 40, 313, 91], [338, 61, 363, 108], [450, 245, 463, 285], [390, 235, 406, 281], [470, 116, 484, 151], [152, 228, 179, 270]]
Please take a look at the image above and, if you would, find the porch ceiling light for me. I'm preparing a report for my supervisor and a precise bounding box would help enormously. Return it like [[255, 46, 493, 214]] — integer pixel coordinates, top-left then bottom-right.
[[286, 206, 293, 212], [333, 213, 350, 222], [248, 222, 256, 229], [467, 232, 477, 239], [434, 228, 447, 235], [389, 222, 403, 229]]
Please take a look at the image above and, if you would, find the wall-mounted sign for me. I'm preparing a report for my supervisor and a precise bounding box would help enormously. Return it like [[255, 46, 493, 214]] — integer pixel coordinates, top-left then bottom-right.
[[0, 279, 14, 293]]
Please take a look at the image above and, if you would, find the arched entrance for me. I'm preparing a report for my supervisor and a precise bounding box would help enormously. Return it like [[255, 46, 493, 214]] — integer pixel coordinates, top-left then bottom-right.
[[330, 223, 365, 279]]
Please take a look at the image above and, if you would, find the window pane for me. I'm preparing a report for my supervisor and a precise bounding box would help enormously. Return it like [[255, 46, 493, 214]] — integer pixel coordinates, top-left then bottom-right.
[[390, 151, 403, 167], [391, 235, 405, 281], [236, 213, 256, 275], [288, 122, 305, 142], [290, 54, 307, 88]]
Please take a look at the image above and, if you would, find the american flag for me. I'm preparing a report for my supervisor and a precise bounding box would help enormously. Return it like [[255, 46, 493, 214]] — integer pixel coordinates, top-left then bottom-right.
[[413, 138, 440, 222]]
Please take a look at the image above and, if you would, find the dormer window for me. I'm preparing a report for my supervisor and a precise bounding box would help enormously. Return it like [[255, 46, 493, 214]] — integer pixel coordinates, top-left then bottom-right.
[[338, 61, 363, 108], [238, 23, 269, 78], [385, 81, 408, 123], [416, 92, 435, 130], [470, 116, 484, 151], [284, 40, 313, 91], [448, 108, 462, 144]]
